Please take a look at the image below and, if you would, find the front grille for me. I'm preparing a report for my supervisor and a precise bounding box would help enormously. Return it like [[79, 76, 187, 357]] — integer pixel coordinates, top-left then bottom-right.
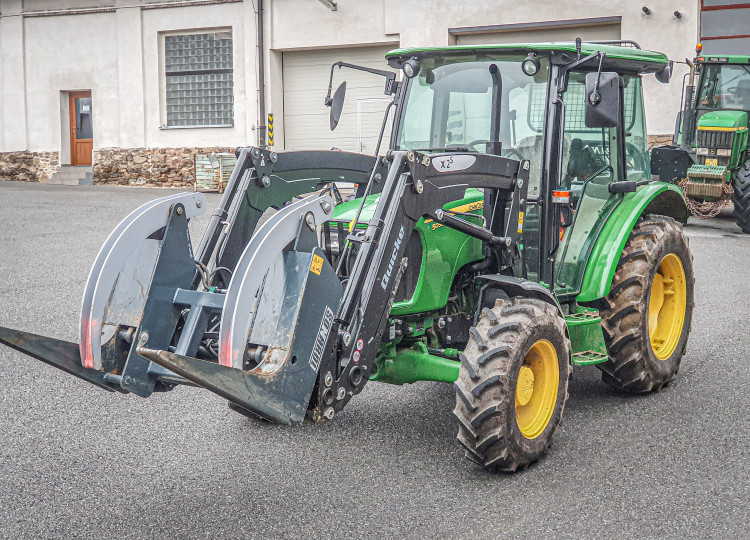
[[696, 129, 734, 149], [321, 222, 423, 304]]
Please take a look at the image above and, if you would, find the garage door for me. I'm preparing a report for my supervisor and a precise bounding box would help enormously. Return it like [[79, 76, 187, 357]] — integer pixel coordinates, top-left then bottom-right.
[[454, 20, 621, 47], [283, 45, 396, 154]]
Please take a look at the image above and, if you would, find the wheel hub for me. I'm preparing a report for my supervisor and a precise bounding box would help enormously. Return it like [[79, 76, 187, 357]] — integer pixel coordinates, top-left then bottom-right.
[[516, 366, 535, 406], [515, 339, 559, 440], [648, 253, 687, 360]]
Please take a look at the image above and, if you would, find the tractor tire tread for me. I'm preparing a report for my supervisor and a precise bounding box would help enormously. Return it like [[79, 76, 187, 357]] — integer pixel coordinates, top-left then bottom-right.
[[598, 214, 694, 393]]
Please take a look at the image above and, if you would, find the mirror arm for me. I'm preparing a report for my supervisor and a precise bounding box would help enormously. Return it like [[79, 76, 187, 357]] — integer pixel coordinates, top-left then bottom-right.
[[588, 53, 607, 105], [557, 52, 600, 92], [324, 61, 398, 108], [324, 61, 344, 107]]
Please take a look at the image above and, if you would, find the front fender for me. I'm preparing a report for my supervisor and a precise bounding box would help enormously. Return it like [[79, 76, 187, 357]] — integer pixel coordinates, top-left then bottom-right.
[[576, 183, 686, 302]]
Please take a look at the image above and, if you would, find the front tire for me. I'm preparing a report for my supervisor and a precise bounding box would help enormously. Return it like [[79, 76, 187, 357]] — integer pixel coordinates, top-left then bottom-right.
[[598, 215, 694, 392], [454, 297, 571, 472], [732, 160, 750, 234]]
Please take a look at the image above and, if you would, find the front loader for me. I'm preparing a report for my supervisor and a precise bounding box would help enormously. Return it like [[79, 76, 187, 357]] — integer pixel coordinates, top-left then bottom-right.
[[1, 41, 694, 472]]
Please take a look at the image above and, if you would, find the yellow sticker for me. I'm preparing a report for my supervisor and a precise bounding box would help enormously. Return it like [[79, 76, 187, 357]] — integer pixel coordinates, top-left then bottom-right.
[[310, 254, 324, 275], [517, 211, 524, 234], [705, 158, 718, 166]]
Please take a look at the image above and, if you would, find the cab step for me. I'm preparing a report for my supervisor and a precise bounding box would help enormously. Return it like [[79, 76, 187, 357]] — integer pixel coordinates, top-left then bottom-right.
[[565, 308, 609, 366], [571, 350, 609, 366]]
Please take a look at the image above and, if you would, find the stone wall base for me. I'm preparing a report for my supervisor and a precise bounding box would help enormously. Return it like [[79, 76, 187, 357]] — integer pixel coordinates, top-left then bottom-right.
[[0, 151, 60, 182], [647, 134, 674, 149], [94, 147, 236, 188]]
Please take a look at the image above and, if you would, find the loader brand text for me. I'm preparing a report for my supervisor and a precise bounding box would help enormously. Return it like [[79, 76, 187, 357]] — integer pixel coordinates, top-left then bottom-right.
[[381, 225, 405, 290], [309, 305, 335, 372]]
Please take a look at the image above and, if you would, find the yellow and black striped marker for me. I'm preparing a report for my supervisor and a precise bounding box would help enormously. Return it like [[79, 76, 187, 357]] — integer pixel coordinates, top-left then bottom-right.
[[268, 113, 274, 146]]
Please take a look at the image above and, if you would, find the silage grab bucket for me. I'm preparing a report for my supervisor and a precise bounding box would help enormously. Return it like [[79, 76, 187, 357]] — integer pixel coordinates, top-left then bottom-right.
[[0, 148, 373, 425]]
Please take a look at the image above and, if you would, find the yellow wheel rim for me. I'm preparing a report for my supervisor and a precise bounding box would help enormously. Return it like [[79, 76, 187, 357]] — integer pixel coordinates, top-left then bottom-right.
[[515, 339, 559, 439], [648, 253, 687, 360]]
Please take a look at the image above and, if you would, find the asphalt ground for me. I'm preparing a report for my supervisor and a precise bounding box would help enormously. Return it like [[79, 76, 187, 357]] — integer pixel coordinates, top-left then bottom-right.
[[0, 181, 748, 539]]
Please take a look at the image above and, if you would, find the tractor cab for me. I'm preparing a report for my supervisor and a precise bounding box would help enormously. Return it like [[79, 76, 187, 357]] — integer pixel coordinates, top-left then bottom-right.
[[377, 43, 666, 301]]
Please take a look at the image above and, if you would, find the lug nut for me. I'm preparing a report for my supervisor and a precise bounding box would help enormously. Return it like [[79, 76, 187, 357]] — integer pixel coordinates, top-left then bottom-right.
[[262, 176, 271, 187], [323, 407, 335, 420], [176, 206, 183, 215], [324, 371, 333, 387], [336, 387, 346, 400], [322, 388, 334, 405]]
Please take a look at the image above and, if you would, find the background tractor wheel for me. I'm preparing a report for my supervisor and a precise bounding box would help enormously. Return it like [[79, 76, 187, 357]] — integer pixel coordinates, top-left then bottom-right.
[[599, 215, 694, 393], [453, 297, 570, 472], [732, 160, 750, 234]]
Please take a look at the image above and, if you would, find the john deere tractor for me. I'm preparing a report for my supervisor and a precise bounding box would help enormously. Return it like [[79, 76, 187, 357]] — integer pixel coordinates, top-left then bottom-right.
[[655, 48, 750, 228], [0, 41, 694, 472]]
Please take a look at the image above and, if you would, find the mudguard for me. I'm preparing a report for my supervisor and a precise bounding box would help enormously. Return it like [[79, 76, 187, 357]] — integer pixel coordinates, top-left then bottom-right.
[[577, 183, 686, 302]]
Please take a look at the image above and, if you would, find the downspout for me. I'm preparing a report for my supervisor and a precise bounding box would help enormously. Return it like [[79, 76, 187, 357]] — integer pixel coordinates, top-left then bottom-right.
[[257, 0, 267, 147]]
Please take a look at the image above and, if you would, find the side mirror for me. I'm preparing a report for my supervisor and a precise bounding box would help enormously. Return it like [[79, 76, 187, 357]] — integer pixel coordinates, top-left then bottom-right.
[[329, 82, 346, 131], [585, 71, 620, 128], [655, 61, 674, 84]]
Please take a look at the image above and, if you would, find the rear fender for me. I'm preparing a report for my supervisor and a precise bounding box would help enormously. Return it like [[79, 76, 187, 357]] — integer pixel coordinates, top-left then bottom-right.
[[576, 183, 686, 303]]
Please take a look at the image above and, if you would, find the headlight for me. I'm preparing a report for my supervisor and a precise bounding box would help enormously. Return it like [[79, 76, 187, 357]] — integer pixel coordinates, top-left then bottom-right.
[[522, 53, 540, 76], [717, 148, 732, 157], [697, 147, 709, 155], [403, 58, 420, 79]]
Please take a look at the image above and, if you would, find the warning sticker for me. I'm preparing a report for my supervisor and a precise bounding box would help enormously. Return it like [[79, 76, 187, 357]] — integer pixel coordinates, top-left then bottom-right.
[[517, 211, 524, 234], [310, 254, 324, 275]]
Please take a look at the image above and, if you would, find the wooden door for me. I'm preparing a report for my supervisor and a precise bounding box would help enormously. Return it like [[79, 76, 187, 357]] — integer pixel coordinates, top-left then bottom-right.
[[69, 91, 93, 166]]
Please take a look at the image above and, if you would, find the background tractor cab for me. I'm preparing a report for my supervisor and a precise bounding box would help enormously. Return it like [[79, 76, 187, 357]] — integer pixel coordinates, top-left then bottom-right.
[[654, 45, 750, 229]]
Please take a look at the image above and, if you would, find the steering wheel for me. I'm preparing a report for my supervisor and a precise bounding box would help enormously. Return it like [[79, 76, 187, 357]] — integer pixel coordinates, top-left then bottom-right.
[[625, 142, 648, 174], [504, 148, 526, 161], [446, 140, 488, 153]]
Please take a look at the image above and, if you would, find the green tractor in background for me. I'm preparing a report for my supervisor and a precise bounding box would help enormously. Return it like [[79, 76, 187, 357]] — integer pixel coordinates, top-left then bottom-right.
[[656, 47, 750, 228]]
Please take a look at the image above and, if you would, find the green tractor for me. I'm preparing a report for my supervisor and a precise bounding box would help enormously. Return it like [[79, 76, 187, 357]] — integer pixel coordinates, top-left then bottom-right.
[[0, 41, 694, 472], [657, 47, 750, 228]]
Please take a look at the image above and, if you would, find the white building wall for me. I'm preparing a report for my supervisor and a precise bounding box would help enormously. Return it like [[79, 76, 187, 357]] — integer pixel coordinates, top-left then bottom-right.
[[24, 11, 120, 151], [140, 2, 253, 149], [269, 0, 700, 139], [0, 0, 700, 162]]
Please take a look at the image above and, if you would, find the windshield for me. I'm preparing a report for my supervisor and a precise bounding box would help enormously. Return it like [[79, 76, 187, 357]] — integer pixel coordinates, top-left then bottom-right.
[[698, 63, 750, 112], [395, 54, 550, 155]]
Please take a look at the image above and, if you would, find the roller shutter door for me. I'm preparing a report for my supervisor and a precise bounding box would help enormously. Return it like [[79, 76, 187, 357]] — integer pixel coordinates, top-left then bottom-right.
[[282, 45, 395, 154]]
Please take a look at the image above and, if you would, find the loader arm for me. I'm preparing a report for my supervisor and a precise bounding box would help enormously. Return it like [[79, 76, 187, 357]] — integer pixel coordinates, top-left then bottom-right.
[[310, 150, 527, 420]]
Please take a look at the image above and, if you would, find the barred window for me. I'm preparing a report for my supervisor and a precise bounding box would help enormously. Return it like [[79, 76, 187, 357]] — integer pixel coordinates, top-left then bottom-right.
[[164, 31, 234, 127]]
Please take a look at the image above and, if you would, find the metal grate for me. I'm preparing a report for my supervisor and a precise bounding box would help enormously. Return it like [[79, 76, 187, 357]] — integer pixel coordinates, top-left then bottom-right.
[[528, 75, 636, 132], [165, 32, 234, 127], [696, 129, 734, 149]]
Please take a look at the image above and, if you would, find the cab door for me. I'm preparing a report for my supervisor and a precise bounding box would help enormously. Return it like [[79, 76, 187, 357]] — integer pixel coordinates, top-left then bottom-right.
[[553, 72, 645, 299]]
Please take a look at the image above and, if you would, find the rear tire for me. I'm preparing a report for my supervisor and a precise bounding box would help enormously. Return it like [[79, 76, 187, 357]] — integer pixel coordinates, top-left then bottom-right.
[[732, 160, 750, 234], [598, 215, 694, 392], [453, 297, 570, 472]]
